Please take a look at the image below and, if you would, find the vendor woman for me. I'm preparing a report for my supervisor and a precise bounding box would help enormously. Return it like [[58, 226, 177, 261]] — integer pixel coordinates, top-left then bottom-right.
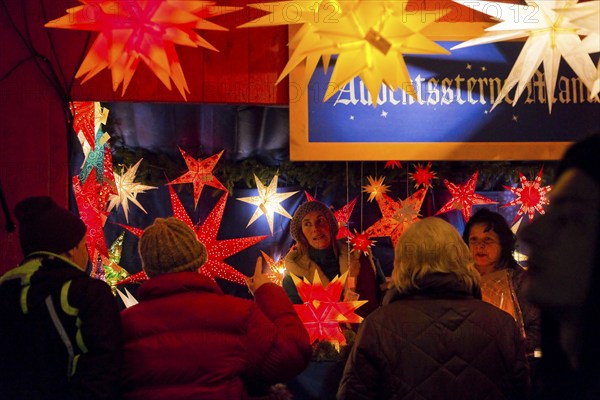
[[283, 200, 383, 317]]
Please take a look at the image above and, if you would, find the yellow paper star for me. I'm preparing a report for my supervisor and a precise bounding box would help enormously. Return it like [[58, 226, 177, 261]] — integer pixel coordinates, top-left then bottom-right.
[[452, 0, 598, 113], [241, 1, 450, 105], [107, 159, 157, 222], [237, 174, 299, 235], [260, 251, 287, 286], [362, 176, 390, 202]]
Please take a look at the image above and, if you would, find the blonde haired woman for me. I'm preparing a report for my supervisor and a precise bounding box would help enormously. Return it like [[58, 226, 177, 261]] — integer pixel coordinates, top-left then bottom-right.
[[338, 217, 529, 400]]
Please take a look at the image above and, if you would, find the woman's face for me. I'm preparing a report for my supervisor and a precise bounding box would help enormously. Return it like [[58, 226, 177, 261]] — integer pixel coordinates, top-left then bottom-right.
[[520, 168, 599, 311], [301, 210, 332, 250], [468, 223, 501, 275]]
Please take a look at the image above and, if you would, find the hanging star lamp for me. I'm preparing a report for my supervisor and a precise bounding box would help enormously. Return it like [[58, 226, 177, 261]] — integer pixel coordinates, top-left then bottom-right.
[[348, 230, 375, 255], [239, 0, 450, 105], [435, 171, 497, 222], [502, 167, 552, 223], [45, 1, 242, 99], [409, 162, 437, 190], [108, 159, 157, 223], [237, 174, 299, 235], [292, 271, 366, 347], [169, 148, 228, 209], [100, 232, 131, 293], [71, 101, 109, 151], [384, 161, 402, 169], [260, 251, 286, 286], [451, 0, 598, 113], [363, 176, 390, 203]]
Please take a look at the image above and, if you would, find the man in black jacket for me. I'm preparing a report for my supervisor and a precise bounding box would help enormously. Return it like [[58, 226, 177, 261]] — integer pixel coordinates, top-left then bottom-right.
[[0, 196, 122, 400]]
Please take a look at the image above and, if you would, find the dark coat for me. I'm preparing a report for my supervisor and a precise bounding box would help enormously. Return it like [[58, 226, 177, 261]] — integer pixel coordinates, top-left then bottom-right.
[[0, 252, 122, 400], [337, 273, 530, 400], [120, 272, 312, 400]]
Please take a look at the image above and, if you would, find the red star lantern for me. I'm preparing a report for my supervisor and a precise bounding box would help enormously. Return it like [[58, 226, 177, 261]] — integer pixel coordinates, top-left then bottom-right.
[[73, 169, 110, 259], [71, 101, 108, 151], [409, 162, 437, 189], [292, 271, 366, 346], [502, 167, 552, 223], [366, 189, 426, 247], [169, 148, 228, 209], [260, 251, 286, 286], [435, 172, 497, 222], [117, 270, 148, 285], [384, 161, 402, 169], [45, 1, 242, 99], [303, 193, 357, 240], [348, 230, 375, 255]]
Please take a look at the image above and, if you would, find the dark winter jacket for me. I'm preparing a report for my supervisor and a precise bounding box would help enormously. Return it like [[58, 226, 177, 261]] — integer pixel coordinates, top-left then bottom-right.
[[337, 272, 529, 400], [0, 251, 122, 400], [120, 271, 312, 400]]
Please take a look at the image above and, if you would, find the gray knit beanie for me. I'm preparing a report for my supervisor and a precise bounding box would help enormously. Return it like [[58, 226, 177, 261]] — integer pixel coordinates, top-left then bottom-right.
[[139, 217, 207, 278], [290, 201, 339, 242]]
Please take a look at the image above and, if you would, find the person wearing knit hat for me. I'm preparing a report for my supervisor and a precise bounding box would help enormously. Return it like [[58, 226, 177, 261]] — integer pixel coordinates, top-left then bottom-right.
[[120, 217, 312, 400], [0, 196, 122, 400], [519, 134, 600, 400], [283, 200, 384, 318]]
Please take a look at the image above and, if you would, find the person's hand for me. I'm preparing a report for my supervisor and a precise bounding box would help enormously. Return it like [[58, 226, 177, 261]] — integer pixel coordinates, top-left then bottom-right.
[[245, 256, 271, 296]]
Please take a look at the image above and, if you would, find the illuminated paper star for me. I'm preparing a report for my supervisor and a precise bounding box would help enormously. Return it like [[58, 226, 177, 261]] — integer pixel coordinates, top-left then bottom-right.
[[100, 232, 131, 293], [80, 128, 111, 184], [384, 160, 402, 169], [237, 174, 299, 235], [241, 1, 450, 105], [169, 148, 227, 209], [363, 176, 390, 202], [260, 251, 287, 286], [556, 0, 600, 97], [108, 159, 157, 222], [120, 186, 267, 286], [304, 193, 358, 240], [366, 189, 426, 247], [292, 271, 366, 347], [46, 1, 242, 99], [116, 288, 138, 308], [348, 230, 376, 255], [502, 167, 552, 223], [409, 162, 437, 189], [71, 101, 109, 151], [452, 0, 598, 113], [117, 270, 148, 285], [435, 172, 497, 222]]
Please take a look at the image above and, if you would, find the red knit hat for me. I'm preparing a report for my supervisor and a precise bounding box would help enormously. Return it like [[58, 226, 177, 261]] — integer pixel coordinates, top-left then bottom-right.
[[14, 196, 87, 256]]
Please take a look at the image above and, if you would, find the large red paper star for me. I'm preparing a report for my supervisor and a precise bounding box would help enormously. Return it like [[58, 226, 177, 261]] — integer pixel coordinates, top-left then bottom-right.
[[120, 186, 266, 285], [503, 168, 552, 223], [45, 1, 241, 99], [304, 193, 357, 240], [292, 271, 366, 346], [435, 172, 497, 222], [366, 189, 426, 247], [71, 101, 108, 151], [169, 148, 227, 209], [409, 162, 437, 189]]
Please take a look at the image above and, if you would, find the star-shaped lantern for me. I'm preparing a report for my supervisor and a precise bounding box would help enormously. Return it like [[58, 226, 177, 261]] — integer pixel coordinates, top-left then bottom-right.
[[100, 232, 131, 293], [348, 230, 376, 255], [409, 162, 437, 189], [46, 1, 242, 99], [292, 271, 366, 347], [120, 186, 267, 285], [240, 1, 450, 105], [435, 172, 497, 222], [169, 148, 227, 209], [385, 160, 403, 169], [502, 167, 552, 223], [108, 159, 157, 222], [260, 251, 286, 286], [71, 101, 109, 152], [304, 193, 358, 240], [363, 176, 390, 203], [366, 189, 426, 247], [237, 174, 299, 235], [452, 0, 598, 113]]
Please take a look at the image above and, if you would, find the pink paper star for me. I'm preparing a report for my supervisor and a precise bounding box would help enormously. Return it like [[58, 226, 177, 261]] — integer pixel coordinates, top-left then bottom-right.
[[435, 172, 497, 222], [503, 168, 552, 223], [366, 189, 426, 247], [169, 148, 227, 209]]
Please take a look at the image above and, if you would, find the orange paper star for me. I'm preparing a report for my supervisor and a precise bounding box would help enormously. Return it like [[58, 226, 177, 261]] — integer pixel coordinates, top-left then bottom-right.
[[363, 176, 390, 202]]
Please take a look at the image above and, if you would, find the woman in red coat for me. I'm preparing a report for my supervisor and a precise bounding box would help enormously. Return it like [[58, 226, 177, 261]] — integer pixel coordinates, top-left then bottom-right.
[[120, 217, 312, 400]]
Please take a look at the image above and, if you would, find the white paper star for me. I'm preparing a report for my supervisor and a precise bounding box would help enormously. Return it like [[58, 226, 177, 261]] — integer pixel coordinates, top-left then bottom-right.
[[452, 0, 598, 113], [237, 174, 299, 235], [107, 159, 157, 222]]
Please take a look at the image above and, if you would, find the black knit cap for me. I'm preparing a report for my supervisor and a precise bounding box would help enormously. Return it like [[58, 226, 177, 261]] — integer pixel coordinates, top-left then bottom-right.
[[14, 196, 87, 256], [555, 134, 600, 185], [290, 201, 339, 242]]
